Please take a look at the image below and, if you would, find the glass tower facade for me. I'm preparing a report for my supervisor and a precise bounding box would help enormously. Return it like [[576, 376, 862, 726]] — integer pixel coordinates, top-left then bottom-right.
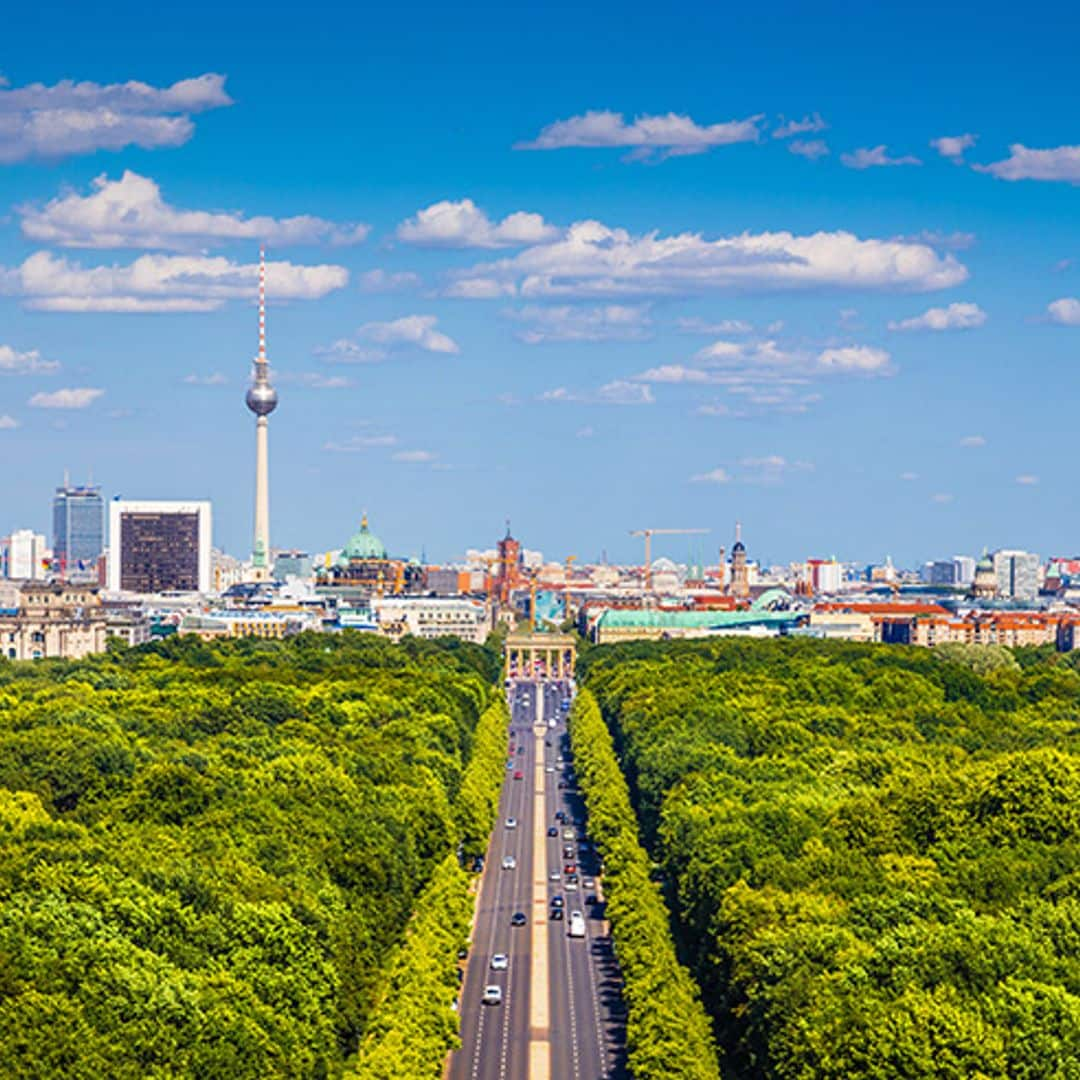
[[52, 483, 104, 576]]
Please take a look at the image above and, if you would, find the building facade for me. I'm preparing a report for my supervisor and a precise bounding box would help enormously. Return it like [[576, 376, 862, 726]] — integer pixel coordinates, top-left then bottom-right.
[[0, 582, 108, 660], [52, 482, 104, 579], [373, 596, 489, 643], [108, 501, 213, 594], [5, 530, 47, 580], [993, 550, 1040, 602]]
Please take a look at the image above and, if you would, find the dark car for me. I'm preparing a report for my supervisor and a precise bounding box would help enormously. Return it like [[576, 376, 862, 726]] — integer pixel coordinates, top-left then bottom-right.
[[558, 781, 567, 789], [550, 906, 564, 920], [548, 827, 558, 837], [555, 811, 566, 822], [551, 895, 564, 908], [471, 856, 484, 873], [518, 746, 525, 754], [511, 912, 527, 927]]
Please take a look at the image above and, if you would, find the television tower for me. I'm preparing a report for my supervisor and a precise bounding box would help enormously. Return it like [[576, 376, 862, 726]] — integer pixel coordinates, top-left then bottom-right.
[[245, 247, 278, 579]]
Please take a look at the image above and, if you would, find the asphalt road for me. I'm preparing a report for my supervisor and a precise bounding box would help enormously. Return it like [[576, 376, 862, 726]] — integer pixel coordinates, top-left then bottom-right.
[[449, 680, 627, 1080]]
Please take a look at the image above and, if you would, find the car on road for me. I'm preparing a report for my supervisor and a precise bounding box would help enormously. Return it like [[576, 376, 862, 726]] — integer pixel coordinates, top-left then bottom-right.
[[568, 911, 586, 938], [490, 953, 508, 971], [501, 855, 516, 870], [545, 765, 554, 773], [550, 906, 563, 920], [483, 985, 503, 1006], [547, 827, 558, 837], [518, 746, 525, 754], [549, 870, 560, 881], [551, 895, 564, 907], [565, 880, 578, 891], [505, 817, 517, 829], [563, 829, 575, 840], [564, 863, 576, 874], [511, 912, 527, 927], [583, 877, 595, 888], [513, 770, 523, 780], [555, 811, 566, 822]]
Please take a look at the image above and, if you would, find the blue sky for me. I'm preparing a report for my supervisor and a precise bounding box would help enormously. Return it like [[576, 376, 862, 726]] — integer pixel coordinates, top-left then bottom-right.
[[1, 0, 1079, 567]]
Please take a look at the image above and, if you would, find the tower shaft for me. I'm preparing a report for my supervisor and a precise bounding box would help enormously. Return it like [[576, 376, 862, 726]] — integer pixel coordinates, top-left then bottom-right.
[[253, 416, 270, 569]]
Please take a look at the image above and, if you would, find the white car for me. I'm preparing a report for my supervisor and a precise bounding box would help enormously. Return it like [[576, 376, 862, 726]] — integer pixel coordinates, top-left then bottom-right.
[[483, 985, 503, 1006], [501, 855, 516, 870], [545, 766, 555, 773], [505, 817, 517, 829], [565, 879, 578, 891], [583, 878, 595, 888], [490, 954, 508, 971], [549, 870, 561, 881], [568, 911, 586, 938], [563, 829, 575, 840]]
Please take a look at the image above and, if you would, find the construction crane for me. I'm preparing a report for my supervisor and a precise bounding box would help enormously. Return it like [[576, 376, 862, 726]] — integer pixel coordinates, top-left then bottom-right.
[[630, 528, 710, 592]]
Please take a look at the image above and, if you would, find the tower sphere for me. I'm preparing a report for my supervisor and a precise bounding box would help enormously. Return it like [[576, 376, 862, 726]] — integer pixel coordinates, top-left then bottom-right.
[[246, 382, 278, 416]]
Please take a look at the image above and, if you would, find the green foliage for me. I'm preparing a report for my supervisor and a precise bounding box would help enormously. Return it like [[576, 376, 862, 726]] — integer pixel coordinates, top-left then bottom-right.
[[0, 633, 497, 1079], [570, 689, 722, 1080], [348, 855, 473, 1080], [585, 637, 1080, 1079]]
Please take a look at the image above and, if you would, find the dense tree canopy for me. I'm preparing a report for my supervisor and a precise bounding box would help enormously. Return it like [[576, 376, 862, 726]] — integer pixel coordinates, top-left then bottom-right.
[[583, 637, 1080, 1079], [0, 632, 497, 1079]]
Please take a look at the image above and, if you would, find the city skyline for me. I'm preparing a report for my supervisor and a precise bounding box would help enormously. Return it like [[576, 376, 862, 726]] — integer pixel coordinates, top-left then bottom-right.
[[2, 2, 1080, 565]]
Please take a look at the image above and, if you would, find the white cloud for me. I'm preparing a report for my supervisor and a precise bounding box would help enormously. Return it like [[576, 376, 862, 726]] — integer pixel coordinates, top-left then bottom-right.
[[900, 471, 919, 481], [1048, 297, 1080, 325], [1016, 474, 1039, 486], [977, 144, 1080, 183], [0, 344, 59, 375], [676, 316, 753, 335], [392, 449, 437, 463], [19, 171, 369, 250], [575, 426, 594, 438], [445, 220, 966, 299], [315, 340, 388, 364], [516, 110, 762, 158], [323, 434, 399, 452], [0, 415, 19, 430], [0, 74, 231, 163], [740, 455, 814, 482], [182, 372, 227, 386], [691, 467, 731, 484], [815, 345, 892, 373], [633, 364, 714, 384], [789, 139, 829, 160], [359, 269, 422, 293], [888, 301, 987, 332], [841, 145, 922, 169], [773, 114, 827, 139], [931, 133, 976, 161], [539, 380, 654, 406], [960, 434, 986, 448], [28, 387, 103, 409], [897, 229, 977, 251], [398, 199, 559, 248], [931, 493, 954, 504], [506, 303, 652, 343], [281, 372, 353, 389], [1, 251, 348, 312], [357, 315, 459, 354]]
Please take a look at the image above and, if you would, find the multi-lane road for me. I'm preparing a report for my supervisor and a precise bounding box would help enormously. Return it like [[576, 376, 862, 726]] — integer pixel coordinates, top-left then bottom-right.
[[449, 679, 626, 1080]]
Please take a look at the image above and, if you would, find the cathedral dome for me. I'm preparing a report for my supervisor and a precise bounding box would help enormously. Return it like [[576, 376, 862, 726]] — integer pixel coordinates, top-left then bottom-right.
[[338, 516, 387, 564]]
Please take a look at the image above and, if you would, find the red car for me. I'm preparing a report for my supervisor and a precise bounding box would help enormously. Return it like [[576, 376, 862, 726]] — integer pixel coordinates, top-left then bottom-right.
[[564, 863, 576, 874], [513, 770, 523, 780]]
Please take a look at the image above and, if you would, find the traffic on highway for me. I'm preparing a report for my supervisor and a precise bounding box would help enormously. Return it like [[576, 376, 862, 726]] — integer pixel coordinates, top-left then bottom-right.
[[449, 679, 626, 1080]]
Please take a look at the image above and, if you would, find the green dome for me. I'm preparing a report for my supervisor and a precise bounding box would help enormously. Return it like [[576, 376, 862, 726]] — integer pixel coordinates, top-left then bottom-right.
[[976, 550, 994, 572], [338, 515, 387, 564]]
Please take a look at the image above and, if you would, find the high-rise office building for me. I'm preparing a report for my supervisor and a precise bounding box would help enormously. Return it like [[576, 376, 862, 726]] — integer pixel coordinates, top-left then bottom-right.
[[992, 549, 1040, 602], [4, 530, 47, 580], [953, 555, 976, 586], [52, 480, 104, 578], [107, 501, 212, 594]]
